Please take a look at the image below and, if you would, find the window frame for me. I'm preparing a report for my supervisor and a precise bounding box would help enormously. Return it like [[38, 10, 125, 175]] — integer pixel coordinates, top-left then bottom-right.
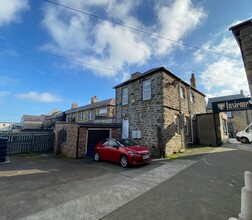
[[122, 87, 128, 105], [143, 79, 151, 100]]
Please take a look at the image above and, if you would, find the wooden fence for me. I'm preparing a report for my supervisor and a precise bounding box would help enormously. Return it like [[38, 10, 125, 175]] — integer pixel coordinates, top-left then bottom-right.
[[0, 132, 54, 155]]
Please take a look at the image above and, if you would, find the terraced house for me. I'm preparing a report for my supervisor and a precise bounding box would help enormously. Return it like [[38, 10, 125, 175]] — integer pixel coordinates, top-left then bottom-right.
[[114, 67, 206, 157]]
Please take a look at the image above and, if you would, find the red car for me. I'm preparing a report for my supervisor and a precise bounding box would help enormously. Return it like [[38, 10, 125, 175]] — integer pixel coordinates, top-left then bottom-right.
[[94, 138, 151, 167]]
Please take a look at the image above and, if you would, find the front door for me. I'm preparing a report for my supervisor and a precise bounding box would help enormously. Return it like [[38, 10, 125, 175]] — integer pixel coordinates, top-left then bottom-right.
[[86, 130, 110, 156]]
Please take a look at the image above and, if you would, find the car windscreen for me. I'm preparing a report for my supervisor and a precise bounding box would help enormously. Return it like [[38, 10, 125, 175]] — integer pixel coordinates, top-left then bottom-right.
[[118, 139, 137, 146]]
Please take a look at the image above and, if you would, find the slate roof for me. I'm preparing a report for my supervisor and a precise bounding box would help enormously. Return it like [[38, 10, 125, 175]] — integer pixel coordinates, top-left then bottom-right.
[[113, 66, 205, 96], [65, 98, 115, 115], [206, 93, 246, 110]]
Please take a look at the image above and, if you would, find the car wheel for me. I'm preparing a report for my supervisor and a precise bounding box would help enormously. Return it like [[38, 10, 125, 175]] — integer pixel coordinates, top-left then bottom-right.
[[120, 155, 128, 168], [94, 152, 100, 161], [241, 137, 249, 144]]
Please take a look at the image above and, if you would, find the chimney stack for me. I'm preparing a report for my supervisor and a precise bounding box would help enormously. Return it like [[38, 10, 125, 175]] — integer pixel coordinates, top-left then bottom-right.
[[71, 103, 78, 109], [91, 96, 98, 104], [190, 73, 196, 88], [131, 72, 141, 80]]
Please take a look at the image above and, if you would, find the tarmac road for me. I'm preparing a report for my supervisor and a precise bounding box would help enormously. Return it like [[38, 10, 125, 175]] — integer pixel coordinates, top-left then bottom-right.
[[0, 142, 251, 220]]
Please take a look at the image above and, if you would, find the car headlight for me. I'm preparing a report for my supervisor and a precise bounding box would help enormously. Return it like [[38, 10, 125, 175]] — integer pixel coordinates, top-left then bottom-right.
[[128, 151, 138, 155]]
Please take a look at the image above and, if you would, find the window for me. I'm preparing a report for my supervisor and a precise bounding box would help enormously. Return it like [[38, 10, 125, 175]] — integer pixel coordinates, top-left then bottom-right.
[[180, 87, 185, 98], [227, 112, 232, 118], [80, 112, 85, 120], [96, 108, 108, 115], [132, 130, 142, 139], [190, 92, 195, 103], [122, 87, 128, 105], [88, 110, 92, 120], [143, 80, 151, 100], [174, 115, 180, 134], [185, 117, 190, 135]]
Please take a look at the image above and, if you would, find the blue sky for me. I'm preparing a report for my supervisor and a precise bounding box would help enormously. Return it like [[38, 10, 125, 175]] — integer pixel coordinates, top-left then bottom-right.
[[0, 0, 252, 122]]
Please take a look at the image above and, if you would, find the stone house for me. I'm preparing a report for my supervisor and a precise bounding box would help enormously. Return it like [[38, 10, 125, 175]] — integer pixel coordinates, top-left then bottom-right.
[[53, 97, 121, 158], [114, 67, 206, 157], [206, 90, 252, 137], [21, 115, 46, 130]]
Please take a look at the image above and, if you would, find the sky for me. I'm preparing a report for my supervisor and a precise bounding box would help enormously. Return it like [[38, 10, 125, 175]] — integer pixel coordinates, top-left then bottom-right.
[[0, 0, 252, 123]]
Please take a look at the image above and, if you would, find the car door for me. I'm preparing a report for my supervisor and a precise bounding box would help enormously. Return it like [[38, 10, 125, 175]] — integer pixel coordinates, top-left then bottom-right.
[[99, 139, 110, 160], [107, 139, 121, 162]]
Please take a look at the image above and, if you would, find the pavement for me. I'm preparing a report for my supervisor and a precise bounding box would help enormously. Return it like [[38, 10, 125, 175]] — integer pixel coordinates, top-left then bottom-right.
[[0, 140, 252, 220]]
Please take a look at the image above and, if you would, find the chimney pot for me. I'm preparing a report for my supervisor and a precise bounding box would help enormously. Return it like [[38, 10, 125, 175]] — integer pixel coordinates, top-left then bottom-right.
[[91, 96, 98, 104], [71, 103, 78, 109]]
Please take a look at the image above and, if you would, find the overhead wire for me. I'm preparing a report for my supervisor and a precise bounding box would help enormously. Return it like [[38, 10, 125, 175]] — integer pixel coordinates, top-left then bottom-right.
[[43, 0, 240, 60], [0, 39, 118, 73]]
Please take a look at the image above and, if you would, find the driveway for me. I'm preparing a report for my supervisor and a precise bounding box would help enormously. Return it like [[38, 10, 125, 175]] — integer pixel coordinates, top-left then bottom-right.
[[0, 152, 204, 220]]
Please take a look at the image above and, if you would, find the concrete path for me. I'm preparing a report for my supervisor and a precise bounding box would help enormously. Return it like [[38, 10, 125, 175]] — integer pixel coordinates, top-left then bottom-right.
[[102, 144, 252, 220]]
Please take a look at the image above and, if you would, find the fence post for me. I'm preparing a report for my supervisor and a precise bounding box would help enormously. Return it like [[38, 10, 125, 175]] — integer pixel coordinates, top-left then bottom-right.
[[229, 171, 252, 220]]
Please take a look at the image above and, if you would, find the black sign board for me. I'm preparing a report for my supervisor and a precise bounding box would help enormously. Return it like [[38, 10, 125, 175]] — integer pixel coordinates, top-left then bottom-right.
[[212, 98, 252, 113]]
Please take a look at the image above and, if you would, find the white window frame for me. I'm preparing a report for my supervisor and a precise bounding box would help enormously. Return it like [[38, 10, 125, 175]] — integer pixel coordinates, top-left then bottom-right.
[[190, 92, 195, 103], [143, 80, 151, 100], [180, 87, 185, 98], [122, 87, 128, 105], [88, 110, 92, 120]]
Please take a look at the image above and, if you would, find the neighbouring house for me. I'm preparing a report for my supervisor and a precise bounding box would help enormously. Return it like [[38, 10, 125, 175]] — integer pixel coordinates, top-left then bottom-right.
[[44, 109, 65, 129], [0, 122, 14, 132], [206, 90, 252, 137], [53, 97, 121, 158], [64, 96, 115, 123], [21, 115, 46, 130], [114, 67, 206, 157]]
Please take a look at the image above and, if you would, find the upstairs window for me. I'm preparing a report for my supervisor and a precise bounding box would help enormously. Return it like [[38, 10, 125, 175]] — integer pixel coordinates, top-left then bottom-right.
[[180, 87, 185, 98], [190, 92, 195, 103], [96, 108, 108, 115], [122, 87, 128, 105], [143, 80, 151, 100], [80, 112, 85, 120]]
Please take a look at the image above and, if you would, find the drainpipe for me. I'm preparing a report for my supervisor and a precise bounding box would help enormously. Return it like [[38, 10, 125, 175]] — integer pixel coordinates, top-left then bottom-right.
[[75, 126, 80, 159]]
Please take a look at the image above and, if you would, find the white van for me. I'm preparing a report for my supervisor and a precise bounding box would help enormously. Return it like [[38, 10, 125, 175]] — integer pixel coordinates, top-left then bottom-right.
[[236, 123, 252, 143]]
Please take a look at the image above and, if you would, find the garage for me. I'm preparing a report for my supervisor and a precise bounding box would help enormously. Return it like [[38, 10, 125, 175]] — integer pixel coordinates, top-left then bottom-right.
[[86, 129, 110, 156]]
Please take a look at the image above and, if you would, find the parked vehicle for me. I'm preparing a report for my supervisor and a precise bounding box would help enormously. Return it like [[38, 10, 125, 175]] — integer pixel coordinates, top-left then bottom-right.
[[236, 123, 252, 144], [94, 138, 151, 167]]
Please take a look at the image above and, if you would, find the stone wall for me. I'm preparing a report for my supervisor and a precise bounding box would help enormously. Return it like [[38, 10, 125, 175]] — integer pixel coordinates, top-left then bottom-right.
[[240, 26, 252, 95], [54, 122, 78, 158]]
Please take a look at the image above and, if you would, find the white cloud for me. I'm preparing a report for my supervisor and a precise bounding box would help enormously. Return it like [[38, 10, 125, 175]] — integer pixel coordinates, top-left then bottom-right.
[[41, 0, 206, 78], [154, 0, 206, 55], [194, 37, 240, 63], [0, 0, 29, 26], [16, 91, 62, 103], [200, 58, 249, 96]]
